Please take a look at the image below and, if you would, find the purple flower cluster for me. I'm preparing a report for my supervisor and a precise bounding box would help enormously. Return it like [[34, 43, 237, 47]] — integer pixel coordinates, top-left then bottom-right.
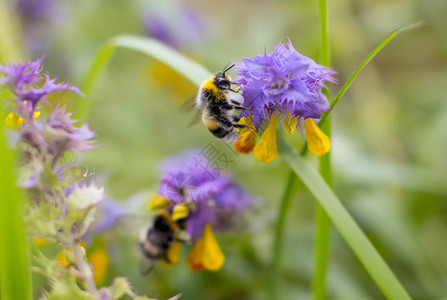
[[235, 39, 337, 128], [158, 150, 252, 241], [143, 3, 207, 50], [1, 57, 94, 189], [0, 57, 83, 110]]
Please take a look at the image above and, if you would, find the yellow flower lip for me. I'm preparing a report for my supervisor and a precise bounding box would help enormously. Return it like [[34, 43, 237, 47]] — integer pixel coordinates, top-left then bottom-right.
[[147, 194, 172, 210], [284, 111, 297, 134], [305, 118, 331, 156], [172, 203, 189, 221], [235, 129, 257, 154], [254, 115, 278, 163], [236, 116, 256, 135], [187, 224, 225, 271], [89, 245, 109, 285], [5, 111, 40, 129]]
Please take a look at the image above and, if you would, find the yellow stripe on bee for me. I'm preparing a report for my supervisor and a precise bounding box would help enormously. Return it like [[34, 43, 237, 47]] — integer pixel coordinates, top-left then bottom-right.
[[202, 117, 220, 130], [201, 76, 218, 93]]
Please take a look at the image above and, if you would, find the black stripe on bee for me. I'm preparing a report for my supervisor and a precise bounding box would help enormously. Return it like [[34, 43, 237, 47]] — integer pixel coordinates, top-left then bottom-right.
[[210, 127, 231, 139]]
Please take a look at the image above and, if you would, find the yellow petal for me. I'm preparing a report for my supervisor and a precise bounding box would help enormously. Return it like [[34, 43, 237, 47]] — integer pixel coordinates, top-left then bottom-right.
[[33, 111, 41, 120], [33, 236, 50, 247], [187, 235, 205, 271], [236, 116, 255, 135], [234, 129, 257, 154], [161, 241, 183, 267], [147, 194, 171, 210], [283, 112, 297, 134], [57, 249, 75, 267], [89, 246, 109, 285], [201, 225, 225, 271], [5, 112, 20, 128], [254, 115, 278, 163], [187, 224, 224, 271], [305, 118, 331, 156], [172, 203, 189, 221]]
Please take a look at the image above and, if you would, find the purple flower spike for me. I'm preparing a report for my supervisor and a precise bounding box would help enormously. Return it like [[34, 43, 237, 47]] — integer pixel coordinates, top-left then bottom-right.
[[0, 57, 84, 109], [19, 75, 84, 107], [143, 3, 207, 51], [157, 150, 252, 241], [235, 39, 337, 129], [0, 57, 44, 90]]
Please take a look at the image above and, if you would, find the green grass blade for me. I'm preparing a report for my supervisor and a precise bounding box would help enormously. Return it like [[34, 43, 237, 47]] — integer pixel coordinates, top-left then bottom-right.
[[72, 44, 116, 119], [110, 35, 210, 86], [269, 171, 297, 300], [0, 106, 32, 300], [277, 136, 412, 300], [72, 35, 211, 118], [319, 21, 423, 125], [314, 0, 332, 298]]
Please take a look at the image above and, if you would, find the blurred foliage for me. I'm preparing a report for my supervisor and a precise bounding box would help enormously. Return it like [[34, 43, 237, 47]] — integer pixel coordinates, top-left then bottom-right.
[[3, 0, 447, 299]]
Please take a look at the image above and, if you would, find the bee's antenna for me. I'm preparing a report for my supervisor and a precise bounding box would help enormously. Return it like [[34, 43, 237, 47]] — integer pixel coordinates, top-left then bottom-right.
[[222, 63, 235, 76]]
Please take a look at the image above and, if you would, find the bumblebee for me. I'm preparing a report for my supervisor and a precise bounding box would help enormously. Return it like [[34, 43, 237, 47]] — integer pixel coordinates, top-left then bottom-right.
[[195, 64, 251, 143], [139, 211, 186, 272]]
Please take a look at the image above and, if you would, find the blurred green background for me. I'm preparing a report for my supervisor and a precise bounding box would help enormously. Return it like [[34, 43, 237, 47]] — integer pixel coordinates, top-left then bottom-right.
[[2, 0, 447, 299]]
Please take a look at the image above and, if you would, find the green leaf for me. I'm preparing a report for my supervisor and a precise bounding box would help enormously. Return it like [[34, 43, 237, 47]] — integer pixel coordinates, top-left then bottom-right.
[[319, 21, 424, 126], [0, 108, 32, 299], [277, 135, 412, 300], [72, 35, 211, 118]]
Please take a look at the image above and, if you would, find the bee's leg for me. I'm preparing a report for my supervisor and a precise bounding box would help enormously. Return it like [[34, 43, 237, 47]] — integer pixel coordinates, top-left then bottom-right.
[[215, 117, 233, 128], [175, 238, 189, 243], [220, 103, 234, 111], [229, 88, 241, 93], [232, 105, 249, 111], [232, 115, 241, 123], [162, 252, 171, 263], [232, 123, 256, 131], [230, 100, 243, 106]]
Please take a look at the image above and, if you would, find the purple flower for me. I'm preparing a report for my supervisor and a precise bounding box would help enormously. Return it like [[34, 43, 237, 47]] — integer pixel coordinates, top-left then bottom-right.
[[21, 103, 95, 162], [14, 0, 55, 19], [0, 58, 84, 109], [19, 75, 83, 107], [235, 39, 337, 129], [157, 150, 252, 241], [0, 57, 43, 90], [186, 183, 252, 241], [91, 199, 129, 233], [159, 150, 230, 204], [143, 3, 207, 50]]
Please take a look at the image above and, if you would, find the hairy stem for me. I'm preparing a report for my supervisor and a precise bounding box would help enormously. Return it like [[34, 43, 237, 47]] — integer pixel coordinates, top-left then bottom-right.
[[72, 242, 97, 296]]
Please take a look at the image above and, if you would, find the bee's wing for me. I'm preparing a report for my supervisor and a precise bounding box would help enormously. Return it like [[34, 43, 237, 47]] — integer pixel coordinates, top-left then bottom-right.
[[140, 257, 157, 275], [179, 95, 203, 128]]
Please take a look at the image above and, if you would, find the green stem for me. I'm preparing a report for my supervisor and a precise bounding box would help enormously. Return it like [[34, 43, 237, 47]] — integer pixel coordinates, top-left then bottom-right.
[[313, 0, 332, 298], [0, 104, 32, 300], [269, 171, 297, 300]]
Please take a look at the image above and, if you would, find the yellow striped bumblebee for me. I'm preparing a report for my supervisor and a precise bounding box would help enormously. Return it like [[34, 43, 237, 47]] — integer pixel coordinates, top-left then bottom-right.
[[139, 211, 187, 272], [194, 64, 252, 143]]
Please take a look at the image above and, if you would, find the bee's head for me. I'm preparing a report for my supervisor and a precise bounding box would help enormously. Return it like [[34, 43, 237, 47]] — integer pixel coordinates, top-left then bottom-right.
[[214, 63, 235, 91], [214, 73, 231, 90]]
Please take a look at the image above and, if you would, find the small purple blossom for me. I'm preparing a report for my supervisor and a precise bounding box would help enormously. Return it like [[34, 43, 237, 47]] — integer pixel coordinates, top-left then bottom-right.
[[19, 75, 84, 107], [0, 57, 43, 89], [143, 3, 207, 50], [20, 103, 95, 163], [91, 199, 129, 233], [157, 150, 252, 241], [14, 0, 55, 19], [235, 39, 337, 129], [0, 58, 84, 109]]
